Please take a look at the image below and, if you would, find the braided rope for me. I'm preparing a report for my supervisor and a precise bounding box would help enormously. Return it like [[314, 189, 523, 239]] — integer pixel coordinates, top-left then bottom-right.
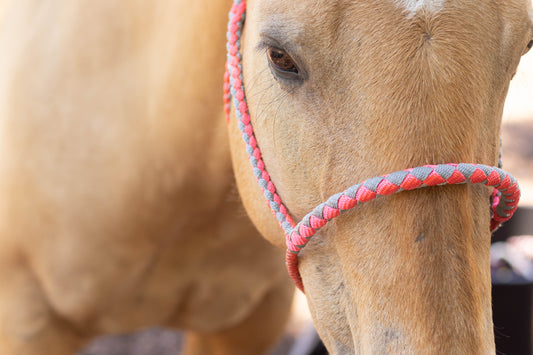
[[224, 0, 296, 234], [224, 0, 520, 292]]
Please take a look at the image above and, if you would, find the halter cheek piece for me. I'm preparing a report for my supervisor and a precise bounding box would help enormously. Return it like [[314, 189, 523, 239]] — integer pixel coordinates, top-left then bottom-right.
[[223, 0, 520, 292]]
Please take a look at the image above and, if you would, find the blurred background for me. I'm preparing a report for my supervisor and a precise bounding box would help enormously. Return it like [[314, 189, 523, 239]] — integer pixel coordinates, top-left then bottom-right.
[[491, 49, 533, 355], [501, 49, 533, 205], [77, 47, 533, 355]]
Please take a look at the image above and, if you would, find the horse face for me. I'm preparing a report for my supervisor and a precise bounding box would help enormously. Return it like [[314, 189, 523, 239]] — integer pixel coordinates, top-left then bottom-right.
[[228, 0, 533, 352]]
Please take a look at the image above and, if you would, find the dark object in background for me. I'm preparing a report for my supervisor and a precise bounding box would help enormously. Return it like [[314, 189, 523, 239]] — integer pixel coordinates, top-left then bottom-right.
[[493, 283, 533, 355], [309, 340, 328, 355], [492, 207, 533, 355]]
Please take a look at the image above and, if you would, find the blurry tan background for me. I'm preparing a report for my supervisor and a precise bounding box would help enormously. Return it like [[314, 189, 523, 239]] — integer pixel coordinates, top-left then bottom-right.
[[501, 52, 533, 206]]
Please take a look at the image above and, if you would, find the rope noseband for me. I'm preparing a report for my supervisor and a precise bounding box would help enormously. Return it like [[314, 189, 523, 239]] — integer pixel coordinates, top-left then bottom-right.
[[223, 0, 520, 292]]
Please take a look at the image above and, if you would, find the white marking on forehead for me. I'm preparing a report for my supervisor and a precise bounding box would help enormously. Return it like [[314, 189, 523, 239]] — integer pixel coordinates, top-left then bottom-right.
[[395, 0, 446, 16]]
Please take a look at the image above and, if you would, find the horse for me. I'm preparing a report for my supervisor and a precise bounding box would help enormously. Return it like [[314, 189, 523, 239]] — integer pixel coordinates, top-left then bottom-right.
[[0, 1, 530, 355], [226, 0, 532, 353]]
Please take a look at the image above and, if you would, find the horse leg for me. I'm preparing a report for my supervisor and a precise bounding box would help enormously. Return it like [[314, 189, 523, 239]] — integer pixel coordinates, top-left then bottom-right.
[[0, 256, 88, 355], [182, 277, 294, 355]]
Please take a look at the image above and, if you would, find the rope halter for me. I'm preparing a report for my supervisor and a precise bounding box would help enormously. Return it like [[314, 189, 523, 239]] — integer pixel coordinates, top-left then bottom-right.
[[223, 0, 521, 292]]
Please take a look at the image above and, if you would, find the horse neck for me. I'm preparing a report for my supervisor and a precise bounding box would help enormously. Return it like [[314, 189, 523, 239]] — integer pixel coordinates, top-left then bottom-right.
[[144, 0, 235, 196]]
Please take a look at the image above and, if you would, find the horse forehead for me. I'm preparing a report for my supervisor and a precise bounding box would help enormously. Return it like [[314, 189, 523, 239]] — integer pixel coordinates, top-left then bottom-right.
[[255, 0, 449, 18], [394, 0, 446, 16], [253, 0, 461, 39]]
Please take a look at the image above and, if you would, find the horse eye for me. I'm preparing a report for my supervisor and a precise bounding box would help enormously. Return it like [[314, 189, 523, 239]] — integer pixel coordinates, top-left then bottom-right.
[[266, 47, 299, 77]]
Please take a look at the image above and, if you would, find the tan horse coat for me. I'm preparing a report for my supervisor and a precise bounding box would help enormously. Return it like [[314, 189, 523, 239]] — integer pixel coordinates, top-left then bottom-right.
[[0, 1, 293, 354], [0, 0, 531, 354]]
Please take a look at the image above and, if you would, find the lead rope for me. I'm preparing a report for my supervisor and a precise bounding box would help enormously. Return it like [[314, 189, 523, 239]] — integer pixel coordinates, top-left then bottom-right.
[[224, 0, 521, 292]]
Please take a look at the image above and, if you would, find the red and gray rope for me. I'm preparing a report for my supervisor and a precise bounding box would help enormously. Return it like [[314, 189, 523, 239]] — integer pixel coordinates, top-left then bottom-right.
[[224, 0, 296, 235], [224, 0, 521, 292]]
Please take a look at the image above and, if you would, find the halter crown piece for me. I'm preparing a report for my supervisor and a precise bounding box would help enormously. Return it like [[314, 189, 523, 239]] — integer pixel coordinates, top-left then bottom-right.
[[223, 0, 521, 292]]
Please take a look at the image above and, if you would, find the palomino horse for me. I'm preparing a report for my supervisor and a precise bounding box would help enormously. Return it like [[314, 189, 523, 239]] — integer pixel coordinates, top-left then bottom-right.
[[226, 0, 531, 353], [0, 1, 530, 355]]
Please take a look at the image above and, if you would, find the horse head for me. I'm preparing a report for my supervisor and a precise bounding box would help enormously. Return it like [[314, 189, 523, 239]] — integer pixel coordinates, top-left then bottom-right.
[[227, 0, 533, 353]]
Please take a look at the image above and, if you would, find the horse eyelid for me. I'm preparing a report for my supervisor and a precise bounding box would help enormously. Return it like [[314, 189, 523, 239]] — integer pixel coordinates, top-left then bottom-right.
[[256, 35, 291, 54]]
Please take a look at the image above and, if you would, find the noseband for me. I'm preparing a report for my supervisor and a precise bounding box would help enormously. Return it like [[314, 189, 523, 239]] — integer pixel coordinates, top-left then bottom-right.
[[223, 0, 520, 292]]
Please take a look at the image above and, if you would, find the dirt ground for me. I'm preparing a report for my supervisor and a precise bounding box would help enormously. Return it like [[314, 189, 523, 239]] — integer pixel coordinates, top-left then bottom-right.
[[78, 291, 318, 355], [78, 328, 308, 355]]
